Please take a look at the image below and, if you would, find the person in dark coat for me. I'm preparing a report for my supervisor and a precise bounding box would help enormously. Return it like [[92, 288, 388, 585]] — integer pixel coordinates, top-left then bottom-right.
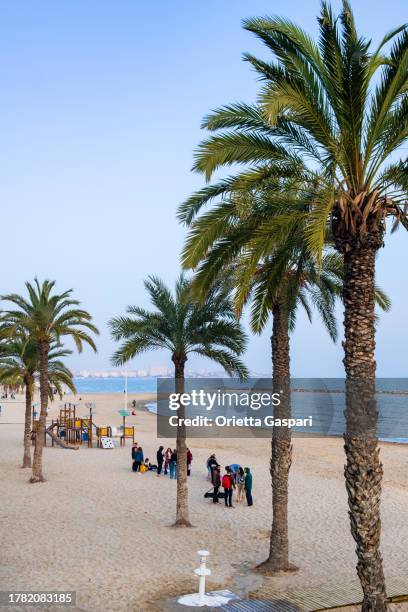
[[207, 454, 218, 482], [244, 467, 253, 506], [156, 445, 164, 476], [212, 464, 221, 503], [131, 442, 139, 471]]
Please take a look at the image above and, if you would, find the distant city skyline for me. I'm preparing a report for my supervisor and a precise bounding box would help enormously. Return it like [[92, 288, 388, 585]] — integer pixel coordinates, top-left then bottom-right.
[[75, 366, 261, 378]]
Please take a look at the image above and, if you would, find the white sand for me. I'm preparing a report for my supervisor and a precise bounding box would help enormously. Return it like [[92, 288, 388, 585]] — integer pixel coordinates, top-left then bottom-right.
[[1, 392, 408, 611]]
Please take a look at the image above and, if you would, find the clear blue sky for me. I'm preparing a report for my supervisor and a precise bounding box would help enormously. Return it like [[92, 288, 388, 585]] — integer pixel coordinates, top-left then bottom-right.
[[1, 0, 407, 376]]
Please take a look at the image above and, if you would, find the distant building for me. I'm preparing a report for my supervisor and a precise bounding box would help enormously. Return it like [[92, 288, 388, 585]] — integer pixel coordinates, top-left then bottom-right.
[[149, 365, 169, 377]]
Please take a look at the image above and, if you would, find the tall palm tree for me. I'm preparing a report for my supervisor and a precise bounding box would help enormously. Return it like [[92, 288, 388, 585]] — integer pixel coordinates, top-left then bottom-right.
[[181, 4, 407, 605], [181, 177, 389, 571], [239, 251, 342, 574], [181, 182, 340, 571], [0, 279, 98, 483], [0, 336, 76, 468], [109, 275, 248, 527]]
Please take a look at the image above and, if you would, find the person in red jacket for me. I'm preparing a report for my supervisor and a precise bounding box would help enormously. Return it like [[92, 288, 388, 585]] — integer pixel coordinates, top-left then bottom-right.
[[222, 466, 235, 508]]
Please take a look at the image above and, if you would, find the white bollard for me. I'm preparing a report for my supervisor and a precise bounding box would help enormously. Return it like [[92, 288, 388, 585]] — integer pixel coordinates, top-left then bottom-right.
[[178, 550, 212, 606], [178, 549, 237, 607], [195, 550, 211, 605]]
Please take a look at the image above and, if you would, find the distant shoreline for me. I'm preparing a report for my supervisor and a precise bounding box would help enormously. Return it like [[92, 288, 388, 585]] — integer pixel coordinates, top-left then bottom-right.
[[66, 385, 408, 396]]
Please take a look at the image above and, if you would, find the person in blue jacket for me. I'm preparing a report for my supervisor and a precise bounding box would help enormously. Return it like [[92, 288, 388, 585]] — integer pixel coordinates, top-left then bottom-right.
[[133, 446, 144, 472]]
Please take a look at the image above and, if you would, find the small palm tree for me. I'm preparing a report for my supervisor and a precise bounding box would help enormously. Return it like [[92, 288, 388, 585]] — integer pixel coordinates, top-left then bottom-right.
[[109, 275, 248, 526], [0, 279, 98, 482], [0, 336, 76, 468]]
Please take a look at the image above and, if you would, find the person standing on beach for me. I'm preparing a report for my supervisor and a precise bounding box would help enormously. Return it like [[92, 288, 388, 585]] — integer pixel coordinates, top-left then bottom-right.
[[229, 463, 241, 484], [207, 454, 217, 482], [134, 446, 143, 472], [206, 455, 212, 481], [212, 464, 221, 503], [244, 467, 253, 506], [187, 448, 193, 476], [164, 447, 172, 475], [170, 448, 177, 479], [131, 442, 138, 471], [236, 467, 245, 503], [222, 466, 235, 508], [156, 445, 164, 476]]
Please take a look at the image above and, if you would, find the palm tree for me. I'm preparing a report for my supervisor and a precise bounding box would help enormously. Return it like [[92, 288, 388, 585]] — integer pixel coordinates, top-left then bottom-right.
[[0, 279, 98, 483], [0, 335, 76, 468], [181, 177, 389, 572], [109, 275, 248, 526], [181, 4, 407, 605], [243, 253, 342, 574], [180, 181, 341, 571]]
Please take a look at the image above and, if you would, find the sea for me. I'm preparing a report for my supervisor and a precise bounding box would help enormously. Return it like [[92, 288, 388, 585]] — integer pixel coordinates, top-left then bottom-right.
[[71, 377, 408, 442], [73, 377, 157, 395]]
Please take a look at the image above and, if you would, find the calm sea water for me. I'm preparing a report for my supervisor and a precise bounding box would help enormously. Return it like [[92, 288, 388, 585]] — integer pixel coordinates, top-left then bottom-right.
[[73, 377, 157, 394]]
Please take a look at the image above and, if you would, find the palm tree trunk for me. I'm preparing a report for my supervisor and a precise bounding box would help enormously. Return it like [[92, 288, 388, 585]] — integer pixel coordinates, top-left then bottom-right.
[[172, 354, 192, 527], [341, 242, 388, 611], [259, 301, 295, 573], [30, 341, 49, 483], [22, 376, 32, 468]]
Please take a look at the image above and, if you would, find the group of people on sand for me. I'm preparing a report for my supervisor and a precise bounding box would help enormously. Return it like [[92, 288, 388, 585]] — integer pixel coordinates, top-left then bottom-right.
[[131, 444, 193, 478], [130, 445, 252, 508], [206, 454, 253, 507]]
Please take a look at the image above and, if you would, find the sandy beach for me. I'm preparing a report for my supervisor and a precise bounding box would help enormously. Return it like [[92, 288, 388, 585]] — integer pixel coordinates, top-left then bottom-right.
[[1, 392, 408, 611]]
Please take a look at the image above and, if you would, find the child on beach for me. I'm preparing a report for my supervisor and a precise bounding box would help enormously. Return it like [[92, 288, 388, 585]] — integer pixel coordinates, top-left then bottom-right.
[[146, 458, 157, 471]]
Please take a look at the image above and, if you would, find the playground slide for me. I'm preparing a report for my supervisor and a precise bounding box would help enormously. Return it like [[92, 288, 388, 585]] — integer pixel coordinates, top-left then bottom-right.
[[45, 427, 78, 450]]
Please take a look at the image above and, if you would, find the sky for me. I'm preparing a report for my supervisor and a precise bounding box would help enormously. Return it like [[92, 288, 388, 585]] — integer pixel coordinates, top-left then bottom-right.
[[0, 0, 407, 377]]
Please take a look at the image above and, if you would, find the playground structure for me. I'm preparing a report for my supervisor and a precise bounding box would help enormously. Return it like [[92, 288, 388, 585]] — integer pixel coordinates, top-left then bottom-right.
[[31, 403, 135, 449]]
